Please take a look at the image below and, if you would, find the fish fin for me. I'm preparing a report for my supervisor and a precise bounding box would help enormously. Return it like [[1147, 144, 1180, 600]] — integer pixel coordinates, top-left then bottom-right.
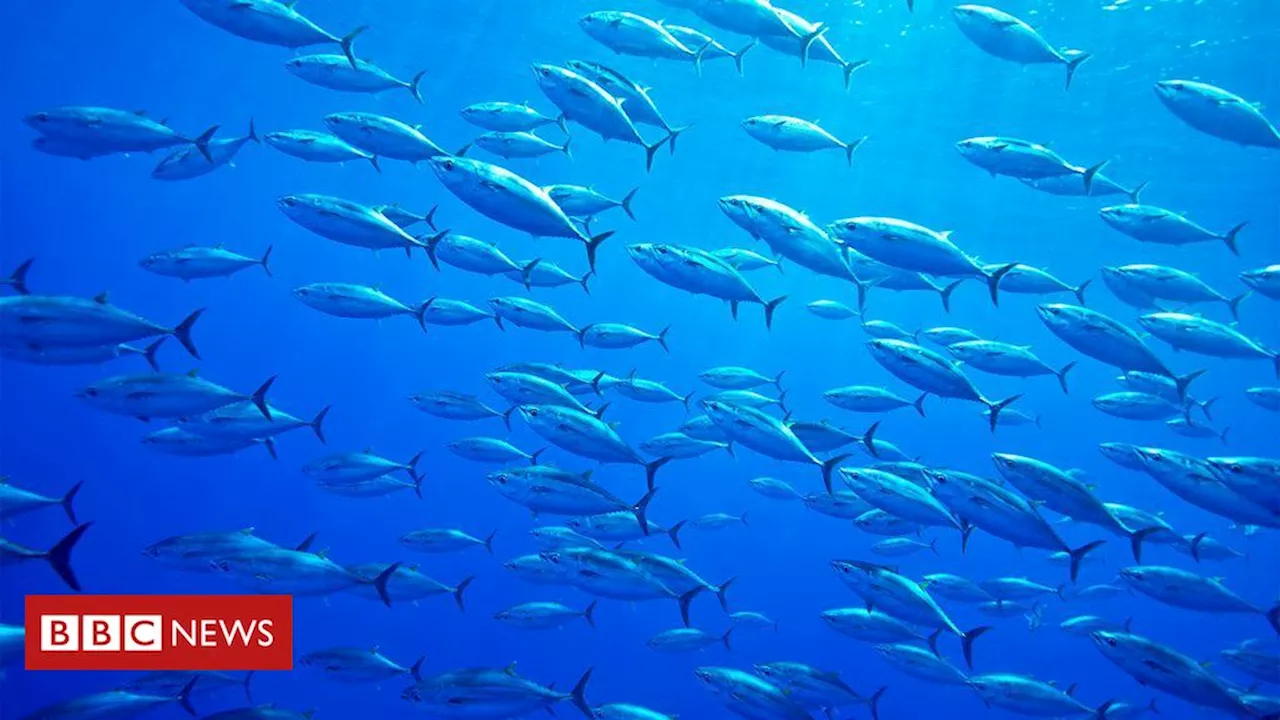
[[452, 576, 475, 612], [45, 522, 92, 592], [667, 520, 686, 550], [583, 600, 597, 628], [570, 668, 593, 717], [715, 577, 737, 612], [339, 25, 368, 68], [5, 257, 33, 295], [1082, 159, 1108, 195], [173, 308, 205, 360], [1067, 540, 1107, 583], [60, 481, 84, 525], [1064, 52, 1091, 90], [250, 375, 277, 419], [764, 295, 787, 330], [842, 59, 870, 90], [677, 586, 704, 627], [982, 394, 1021, 432], [960, 626, 993, 670], [1056, 361, 1077, 394], [408, 70, 426, 104]]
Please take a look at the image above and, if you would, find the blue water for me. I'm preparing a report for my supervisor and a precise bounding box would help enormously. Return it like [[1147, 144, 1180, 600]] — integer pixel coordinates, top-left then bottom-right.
[[3, 0, 1278, 718]]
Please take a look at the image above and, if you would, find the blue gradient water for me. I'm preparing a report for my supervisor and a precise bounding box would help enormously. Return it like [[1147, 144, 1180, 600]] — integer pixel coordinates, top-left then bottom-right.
[[3, 1, 1278, 718]]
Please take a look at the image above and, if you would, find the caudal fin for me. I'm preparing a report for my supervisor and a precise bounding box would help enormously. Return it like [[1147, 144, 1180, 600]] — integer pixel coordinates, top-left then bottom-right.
[[1129, 527, 1165, 563], [939, 279, 965, 314], [339, 25, 368, 68], [821, 454, 852, 495], [645, 456, 673, 492], [6, 257, 33, 295], [249, 375, 277, 420], [570, 668, 593, 718], [172, 308, 204, 359], [483, 531, 496, 555], [799, 23, 828, 67], [175, 677, 199, 717], [621, 187, 639, 220], [677, 587, 704, 627], [1222, 221, 1247, 256], [1073, 279, 1091, 306], [844, 135, 868, 166], [842, 59, 871, 90], [1056, 361, 1077, 394], [452, 575, 475, 612], [1174, 368, 1206, 402], [1065, 52, 1091, 90], [667, 520, 686, 550], [583, 600, 597, 629], [61, 481, 84, 525], [1082, 159, 1108, 195], [764, 295, 788, 330], [643, 137, 668, 171], [862, 421, 882, 459], [633, 487, 658, 538], [408, 70, 426, 104], [716, 576, 737, 612], [960, 626, 993, 670], [192, 125, 219, 163], [1067, 539, 1107, 583], [371, 561, 402, 607], [983, 395, 1022, 433], [585, 231, 613, 272], [310, 406, 330, 444], [664, 125, 694, 156], [986, 263, 1018, 306], [46, 523, 92, 592], [732, 39, 757, 76], [1128, 180, 1149, 204]]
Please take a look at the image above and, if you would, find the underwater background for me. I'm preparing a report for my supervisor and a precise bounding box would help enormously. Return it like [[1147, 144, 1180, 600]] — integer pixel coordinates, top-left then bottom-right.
[[2, 0, 1278, 718]]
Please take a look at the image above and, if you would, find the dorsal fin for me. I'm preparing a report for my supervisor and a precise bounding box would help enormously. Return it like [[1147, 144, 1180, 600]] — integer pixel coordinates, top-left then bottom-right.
[[94, 292, 110, 304]]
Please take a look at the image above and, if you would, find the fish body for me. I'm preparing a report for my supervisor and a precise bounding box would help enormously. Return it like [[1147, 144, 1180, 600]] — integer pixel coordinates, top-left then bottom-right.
[[263, 130, 377, 167], [1155, 79, 1280, 149], [1092, 631, 1258, 717], [152, 124, 258, 181], [324, 112, 454, 162], [951, 5, 1090, 88], [1036, 304, 1175, 379], [868, 339, 1018, 428], [25, 106, 217, 158], [460, 101, 563, 132], [0, 295, 202, 358], [140, 246, 270, 281], [285, 55, 422, 101], [1100, 204, 1245, 255], [293, 283, 422, 324], [579, 11, 699, 62], [277, 194, 422, 253]]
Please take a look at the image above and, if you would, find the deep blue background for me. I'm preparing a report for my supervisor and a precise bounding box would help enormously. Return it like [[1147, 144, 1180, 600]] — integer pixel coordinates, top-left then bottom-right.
[[2, 0, 1278, 718]]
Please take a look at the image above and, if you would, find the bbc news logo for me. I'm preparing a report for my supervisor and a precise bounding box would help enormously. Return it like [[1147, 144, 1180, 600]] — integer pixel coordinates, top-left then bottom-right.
[[25, 595, 293, 671]]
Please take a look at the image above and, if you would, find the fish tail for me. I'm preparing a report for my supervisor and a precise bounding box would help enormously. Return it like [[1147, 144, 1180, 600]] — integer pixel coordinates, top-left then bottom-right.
[[931, 278, 962, 314], [261, 437, 277, 461], [960, 626, 993, 670], [732, 39, 758, 76], [861, 421, 882, 460], [658, 326, 672, 354], [1067, 539, 1107, 583], [773, 370, 788, 392], [1095, 700, 1116, 719], [645, 457, 673, 492], [452, 575, 475, 612], [578, 270, 593, 296], [1196, 396, 1216, 421], [692, 40, 713, 77], [822, 454, 852, 495], [1056, 361, 1077, 394], [844, 135, 868, 166], [555, 113, 568, 134], [1174, 368, 1207, 402], [422, 205, 438, 231], [667, 520, 686, 550], [255, 244, 273, 277], [483, 531, 496, 555], [960, 520, 975, 555], [59, 480, 84, 525], [520, 258, 541, 290], [570, 668, 594, 718], [176, 677, 199, 717], [5, 257, 33, 295], [172, 308, 205, 359], [868, 686, 888, 720], [721, 626, 734, 651], [677, 586, 704, 627], [249, 375, 277, 420], [409, 658, 424, 683], [192, 125, 219, 163], [634, 487, 659, 537], [1189, 532, 1207, 562], [799, 22, 828, 67], [245, 117, 259, 144], [1082, 158, 1108, 195], [242, 671, 256, 703], [585, 231, 613, 273], [621, 186, 639, 220], [906, 393, 927, 418], [1221, 221, 1248, 255], [340, 25, 369, 68], [842, 59, 870, 91], [644, 137, 667, 171], [422, 229, 449, 269], [764, 295, 788, 330], [983, 394, 1022, 432], [926, 629, 942, 657], [1220, 425, 1231, 445], [716, 576, 738, 612], [452, 142, 471, 157], [986, 263, 1018, 306], [1129, 526, 1165, 563], [583, 600, 597, 629], [408, 70, 426, 104], [665, 124, 694, 156], [1128, 180, 1149, 204], [1226, 292, 1248, 321], [1072, 278, 1091, 306], [500, 406, 515, 430], [140, 337, 166, 372], [369, 561, 402, 607], [1064, 52, 1091, 90], [45, 522, 92, 592]]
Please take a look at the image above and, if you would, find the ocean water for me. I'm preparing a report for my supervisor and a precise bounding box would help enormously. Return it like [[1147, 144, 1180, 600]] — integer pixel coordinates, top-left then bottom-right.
[[2, 0, 1279, 718]]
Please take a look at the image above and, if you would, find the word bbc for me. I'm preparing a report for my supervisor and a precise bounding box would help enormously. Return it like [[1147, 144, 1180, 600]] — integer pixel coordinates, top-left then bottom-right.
[[25, 595, 293, 671]]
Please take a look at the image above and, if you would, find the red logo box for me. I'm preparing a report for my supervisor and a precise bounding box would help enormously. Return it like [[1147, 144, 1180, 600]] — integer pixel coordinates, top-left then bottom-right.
[[25, 595, 293, 671]]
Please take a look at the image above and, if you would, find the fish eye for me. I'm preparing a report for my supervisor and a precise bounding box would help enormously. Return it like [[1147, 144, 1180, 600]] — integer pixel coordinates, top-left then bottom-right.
[[84, 388, 98, 397], [495, 474, 508, 484], [1106, 638, 1117, 646], [528, 408, 539, 416], [1229, 464, 1243, 474]]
